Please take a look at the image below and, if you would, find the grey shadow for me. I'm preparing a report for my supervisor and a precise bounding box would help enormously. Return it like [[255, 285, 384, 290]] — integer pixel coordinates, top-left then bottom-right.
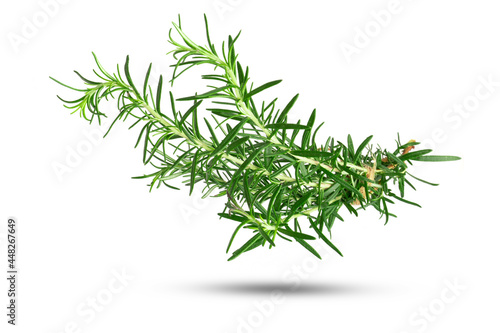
[[186, 281, 399, 296]]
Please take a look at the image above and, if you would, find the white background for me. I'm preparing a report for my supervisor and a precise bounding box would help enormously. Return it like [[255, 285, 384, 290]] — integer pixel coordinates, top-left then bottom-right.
[[1, 0, 498, 332]]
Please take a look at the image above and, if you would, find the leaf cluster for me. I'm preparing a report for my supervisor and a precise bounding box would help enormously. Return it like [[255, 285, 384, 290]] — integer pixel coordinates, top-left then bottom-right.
[[51, 15, 460, 260]]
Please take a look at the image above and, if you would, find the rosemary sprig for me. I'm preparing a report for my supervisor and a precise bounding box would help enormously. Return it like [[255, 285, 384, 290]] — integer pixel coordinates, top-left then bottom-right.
[[50, 15, 460, 260]]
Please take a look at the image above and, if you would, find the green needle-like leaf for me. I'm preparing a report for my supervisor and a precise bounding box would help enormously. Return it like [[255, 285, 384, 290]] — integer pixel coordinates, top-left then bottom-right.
[[209, 118, 248, 157], [278, 228, 316, 240], [354, 135, 373, 163], [228, 234, 264, 261], [308, 218, 343, 257], [244, 79, 282, 100], [411, 155, 461, 162], [266, 123, 310, 130]]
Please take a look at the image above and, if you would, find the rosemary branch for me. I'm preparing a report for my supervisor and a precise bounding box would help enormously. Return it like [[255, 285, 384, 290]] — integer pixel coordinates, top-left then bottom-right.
[[51, 15, 460, 260]]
